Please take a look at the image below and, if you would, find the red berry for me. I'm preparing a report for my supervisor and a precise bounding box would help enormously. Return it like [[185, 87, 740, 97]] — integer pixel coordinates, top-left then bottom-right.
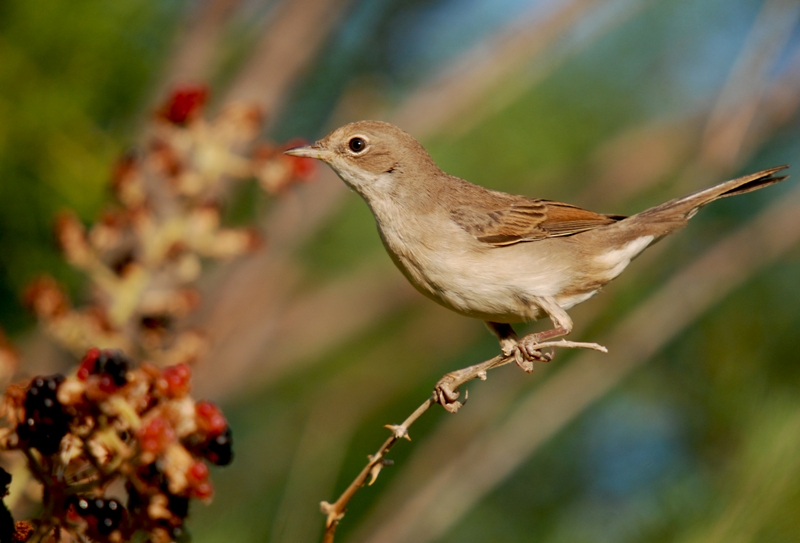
[[137, 417, 175, 453], [97, 374, 118, 394], [142, 437, 159, 453], [196, 401, 227, 435], [160, 87, 208, 125], [66, 503, 82, 522], [78, 348, 100, 381], [188, 461, 208, 483], [192, 480, 214, 500], [160, 364, 192, 398]]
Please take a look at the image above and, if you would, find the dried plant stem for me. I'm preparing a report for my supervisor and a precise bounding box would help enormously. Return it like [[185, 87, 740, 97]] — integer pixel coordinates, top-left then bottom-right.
[[320, 339, 605, 542], [320, 396, 434, 543], [318, 352, 512, 543]]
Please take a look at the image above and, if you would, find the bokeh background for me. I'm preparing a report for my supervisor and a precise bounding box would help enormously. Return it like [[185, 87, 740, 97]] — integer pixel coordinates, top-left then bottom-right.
[[2, 0, 800, 541]]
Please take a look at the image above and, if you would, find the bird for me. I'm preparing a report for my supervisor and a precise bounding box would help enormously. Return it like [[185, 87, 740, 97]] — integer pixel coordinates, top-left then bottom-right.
[[286, 120, 789, 372]]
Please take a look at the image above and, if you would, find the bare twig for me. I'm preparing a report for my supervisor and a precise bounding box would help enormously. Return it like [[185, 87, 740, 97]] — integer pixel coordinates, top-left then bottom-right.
[[320, 338, 608, 540], [320, 395, 435, 543], [268, 300, 478, 543]]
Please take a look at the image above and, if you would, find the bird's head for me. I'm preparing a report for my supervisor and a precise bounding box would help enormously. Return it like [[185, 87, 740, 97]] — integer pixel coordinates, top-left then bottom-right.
[[284, 120, 439, 198]]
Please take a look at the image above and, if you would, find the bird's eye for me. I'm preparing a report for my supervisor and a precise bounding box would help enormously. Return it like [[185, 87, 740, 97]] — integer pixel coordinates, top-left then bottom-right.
[[348, 137, 366, 153]]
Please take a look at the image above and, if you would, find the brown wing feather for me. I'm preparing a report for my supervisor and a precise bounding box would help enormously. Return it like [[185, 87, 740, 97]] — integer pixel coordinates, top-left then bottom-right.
[[451, 198, 624, 247]]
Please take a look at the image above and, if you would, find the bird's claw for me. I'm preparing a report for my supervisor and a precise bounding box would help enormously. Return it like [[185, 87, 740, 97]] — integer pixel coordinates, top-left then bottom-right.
[[511, 337, 607, 372], [513, 341, 554, 372], [433, 376, 468, 413]]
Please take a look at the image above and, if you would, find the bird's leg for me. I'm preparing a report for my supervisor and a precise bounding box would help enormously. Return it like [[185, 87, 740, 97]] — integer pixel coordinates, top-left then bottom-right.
[[514, 297, 607, 372], [486, 320, 553, 372], [485, 322, 518, 357]]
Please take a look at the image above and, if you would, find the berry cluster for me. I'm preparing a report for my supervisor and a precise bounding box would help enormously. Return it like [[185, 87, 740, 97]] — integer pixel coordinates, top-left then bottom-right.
[[0, 348, 233, 542]]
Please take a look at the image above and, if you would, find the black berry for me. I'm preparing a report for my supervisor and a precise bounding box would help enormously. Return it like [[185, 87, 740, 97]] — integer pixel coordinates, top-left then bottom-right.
[[167, 494, 190, 519], [96, 498, 124, 535], [205, 426, 233, 466], [17, 374, 69, 455], [72, 496, 126, 536], [97, 350, 130, 386]]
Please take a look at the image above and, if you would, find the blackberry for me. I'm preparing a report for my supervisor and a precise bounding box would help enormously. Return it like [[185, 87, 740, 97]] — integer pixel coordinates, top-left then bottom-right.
[[124, 483, 146, 518], [17, 374, 69, 455], [167, 495, 190, 519], [205, 427, 233, 466], [95, 498, 125, 536], [72, 496, 126, 536], [97, 350, 130, 386]]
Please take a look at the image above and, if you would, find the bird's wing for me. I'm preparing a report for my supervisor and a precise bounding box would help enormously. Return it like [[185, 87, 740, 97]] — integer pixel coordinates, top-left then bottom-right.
[[451, 198, 625, 247]]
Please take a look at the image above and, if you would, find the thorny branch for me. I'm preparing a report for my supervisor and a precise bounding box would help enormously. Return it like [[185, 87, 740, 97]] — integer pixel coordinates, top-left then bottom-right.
[[320, 339, 606, 542]]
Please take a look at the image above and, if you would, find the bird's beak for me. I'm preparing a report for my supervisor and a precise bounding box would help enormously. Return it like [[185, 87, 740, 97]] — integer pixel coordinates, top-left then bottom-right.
[[284, 144, 332, 162]]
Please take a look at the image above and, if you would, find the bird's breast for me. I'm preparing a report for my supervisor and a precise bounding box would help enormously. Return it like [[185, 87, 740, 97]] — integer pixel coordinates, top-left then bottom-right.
[[373, 210, 577, 322]]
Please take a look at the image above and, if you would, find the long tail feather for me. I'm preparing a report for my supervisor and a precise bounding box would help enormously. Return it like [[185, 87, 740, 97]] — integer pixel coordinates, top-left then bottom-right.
[[640, 165, 790, 221]]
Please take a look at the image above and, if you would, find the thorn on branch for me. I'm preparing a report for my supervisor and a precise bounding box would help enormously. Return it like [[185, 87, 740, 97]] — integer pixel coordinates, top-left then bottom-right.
[[384, 424, 411, 441], [320, 501, 344, 528], [366, 456, 394, 486]]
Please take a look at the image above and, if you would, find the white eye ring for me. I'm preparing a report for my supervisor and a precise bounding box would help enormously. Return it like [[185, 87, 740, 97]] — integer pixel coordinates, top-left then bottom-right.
[[348, 136, 368, 154]]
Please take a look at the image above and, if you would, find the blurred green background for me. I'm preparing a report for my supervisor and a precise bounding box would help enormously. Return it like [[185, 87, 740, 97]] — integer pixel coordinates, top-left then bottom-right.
[[2, 0, 800, 542]]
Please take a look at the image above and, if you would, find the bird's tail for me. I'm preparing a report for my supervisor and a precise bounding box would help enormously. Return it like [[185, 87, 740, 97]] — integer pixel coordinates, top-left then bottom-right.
[[637, 165, 789, 224]]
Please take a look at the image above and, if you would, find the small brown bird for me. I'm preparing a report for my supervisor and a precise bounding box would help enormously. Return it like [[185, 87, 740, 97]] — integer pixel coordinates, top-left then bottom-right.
[[286, 121, 789, 370]]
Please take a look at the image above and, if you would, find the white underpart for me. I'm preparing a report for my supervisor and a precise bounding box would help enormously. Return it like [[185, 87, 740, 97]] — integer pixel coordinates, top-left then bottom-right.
[[595, 235, 654, 280], [558, 289, 600, 311]]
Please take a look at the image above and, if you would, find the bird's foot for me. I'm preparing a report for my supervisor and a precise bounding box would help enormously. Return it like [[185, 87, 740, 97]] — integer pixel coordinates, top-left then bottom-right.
[[513, 342, 553, 372], [434, 374, 469, 413], [433, 357, 499, 413], [513, 336, 608, 372]]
